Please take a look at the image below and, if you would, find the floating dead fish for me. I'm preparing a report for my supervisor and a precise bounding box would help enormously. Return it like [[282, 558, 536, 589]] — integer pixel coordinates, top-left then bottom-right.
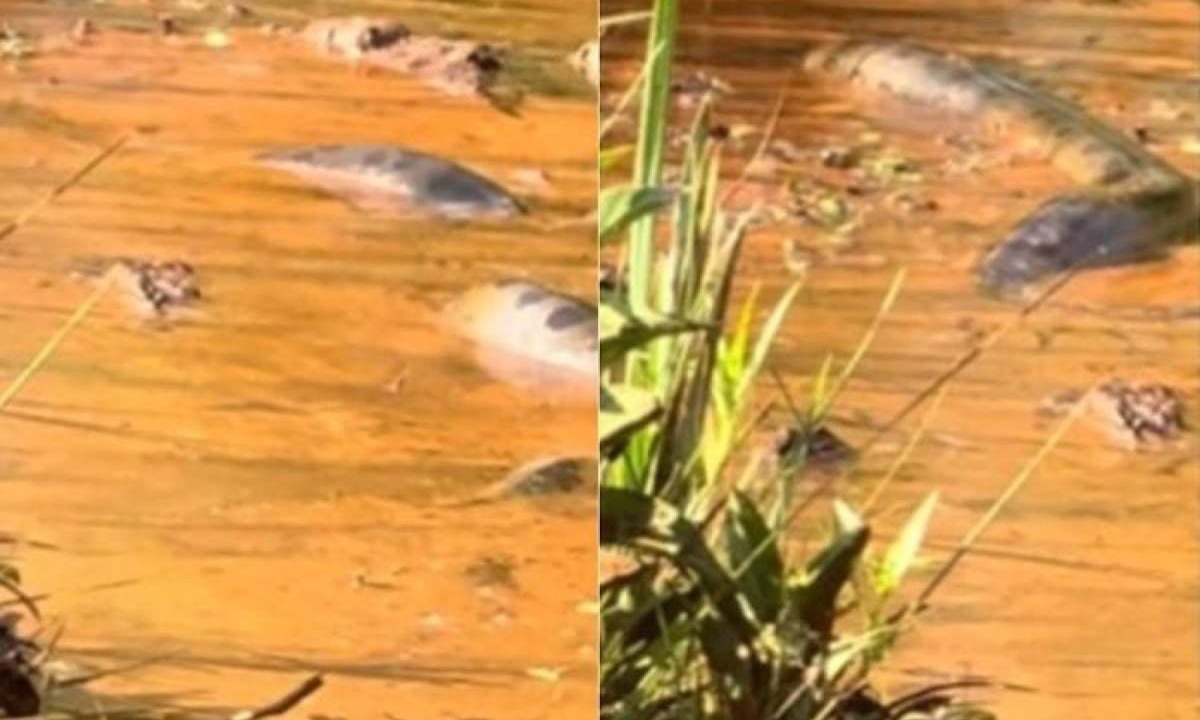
[[442, 456, 596, 508], [798, 39, 1199, 295], [256, 145, 525, 220], [442, 279, 597, 393]]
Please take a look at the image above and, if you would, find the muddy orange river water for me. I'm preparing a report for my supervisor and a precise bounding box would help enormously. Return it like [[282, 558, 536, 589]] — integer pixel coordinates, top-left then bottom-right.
[[601, 0, 1198, 718], [1, 1, 596, 719]]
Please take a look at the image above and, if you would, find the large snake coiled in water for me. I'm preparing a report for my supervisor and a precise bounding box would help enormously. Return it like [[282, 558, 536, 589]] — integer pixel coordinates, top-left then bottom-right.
[[799, 40, 1199, 295]]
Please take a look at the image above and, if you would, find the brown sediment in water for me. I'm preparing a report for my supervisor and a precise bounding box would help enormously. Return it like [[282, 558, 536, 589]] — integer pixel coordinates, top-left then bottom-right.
[[602, 0, 1197, 718], [1, 1, 596, 718]]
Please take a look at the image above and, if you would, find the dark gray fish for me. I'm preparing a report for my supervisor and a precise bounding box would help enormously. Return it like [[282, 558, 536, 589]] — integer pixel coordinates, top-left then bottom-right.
[[257, 144, 525, 220], [979, 185, 1197, 293], [437, 456, 596, 508], [800, 40, 1199, 294]]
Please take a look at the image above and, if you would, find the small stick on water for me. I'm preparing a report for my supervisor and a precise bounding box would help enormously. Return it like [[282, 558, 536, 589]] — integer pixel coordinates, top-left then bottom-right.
[[231, 674, 324, 720], [0, 268, 117, 413], [0, 132, 131, 243]]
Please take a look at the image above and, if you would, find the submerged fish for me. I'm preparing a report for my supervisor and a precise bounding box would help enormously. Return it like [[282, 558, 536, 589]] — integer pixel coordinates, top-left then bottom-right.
[[800, 40, 1199, 295], [441, 281, 597, 509], [438, 456, 597, 508], [441, 279, 597, 392], [257, 144, 525, 220]]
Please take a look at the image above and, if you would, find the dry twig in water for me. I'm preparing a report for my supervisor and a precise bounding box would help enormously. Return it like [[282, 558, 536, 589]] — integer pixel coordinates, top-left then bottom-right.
[[230, 674, 324, 720]]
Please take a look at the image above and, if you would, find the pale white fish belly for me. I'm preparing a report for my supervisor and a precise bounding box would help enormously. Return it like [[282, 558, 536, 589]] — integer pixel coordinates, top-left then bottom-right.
[[443, 280, 598, 383]]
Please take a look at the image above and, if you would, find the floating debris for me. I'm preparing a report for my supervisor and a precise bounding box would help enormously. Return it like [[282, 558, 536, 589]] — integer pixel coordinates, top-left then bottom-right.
[[755, 424, 857, 481], [781, 238, 812, 280], [670, 70, 733, 107], [157, 14, 179, 37], [774, 425, 857, 469], [819, 145, 860, 170], [0, 614, 40, 718], [767, 138, 806, 164], [301, 16, 508, 103], [864, 152, 921, 185], [509, 167, 553, 194], [102, 259, 202, 320], [0, 25, 35, 60], [1147, 98, 1189, 122], [1090, 380, 1187, 449], [887, 191, 939, 215], [789, 185, 858, 233], [257, 144, 524, 220], [568, 39, 598, 90], [225, 2, 254, 20], [599, 263, 625, 295], [526, 666, 563, 683], [203, 28, 231, 49], [1041, 380, 1188, 451], [70, 18, 94, 43], [465, 554, 517, 590]]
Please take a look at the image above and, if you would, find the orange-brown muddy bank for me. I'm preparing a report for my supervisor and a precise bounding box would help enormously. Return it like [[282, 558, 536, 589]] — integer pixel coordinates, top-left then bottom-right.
[[602, 1, 1197, 718], [1, 1, 596, 719]]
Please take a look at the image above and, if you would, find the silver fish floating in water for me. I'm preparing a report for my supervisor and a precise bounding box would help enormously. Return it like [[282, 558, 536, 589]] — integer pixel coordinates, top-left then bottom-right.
[[442, 279, 597, 396], [256, 145, 525, 220]]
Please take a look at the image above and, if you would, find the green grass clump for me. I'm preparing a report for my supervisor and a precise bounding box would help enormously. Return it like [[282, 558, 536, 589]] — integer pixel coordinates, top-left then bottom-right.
[[596, 2, 1008, 718]]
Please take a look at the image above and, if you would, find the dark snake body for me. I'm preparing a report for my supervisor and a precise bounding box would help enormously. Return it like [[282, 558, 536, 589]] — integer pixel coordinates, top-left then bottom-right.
[[800, 40, 1199, 294]]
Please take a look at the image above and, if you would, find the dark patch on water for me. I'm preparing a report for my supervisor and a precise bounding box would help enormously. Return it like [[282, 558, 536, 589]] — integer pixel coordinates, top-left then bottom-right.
[[363, 148, 390, 167], [516, 287, 547, 307], [390, 154, 416, 172], [545, 303, 593, 330], [423, 169, 500, 207]]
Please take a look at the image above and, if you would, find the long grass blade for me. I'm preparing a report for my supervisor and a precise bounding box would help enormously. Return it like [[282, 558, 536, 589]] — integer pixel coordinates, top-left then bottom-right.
[[627, 0, 678, 313], [0, 133, 130, 243], [0, 269, 116, 412], [813, 269, 905, 419], [910, 385, 1093, 612]]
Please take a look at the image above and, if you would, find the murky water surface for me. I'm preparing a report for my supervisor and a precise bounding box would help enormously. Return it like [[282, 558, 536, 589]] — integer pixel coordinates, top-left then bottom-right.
[[1, 1, 595, 718], [602, 1, 1197, 718]]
